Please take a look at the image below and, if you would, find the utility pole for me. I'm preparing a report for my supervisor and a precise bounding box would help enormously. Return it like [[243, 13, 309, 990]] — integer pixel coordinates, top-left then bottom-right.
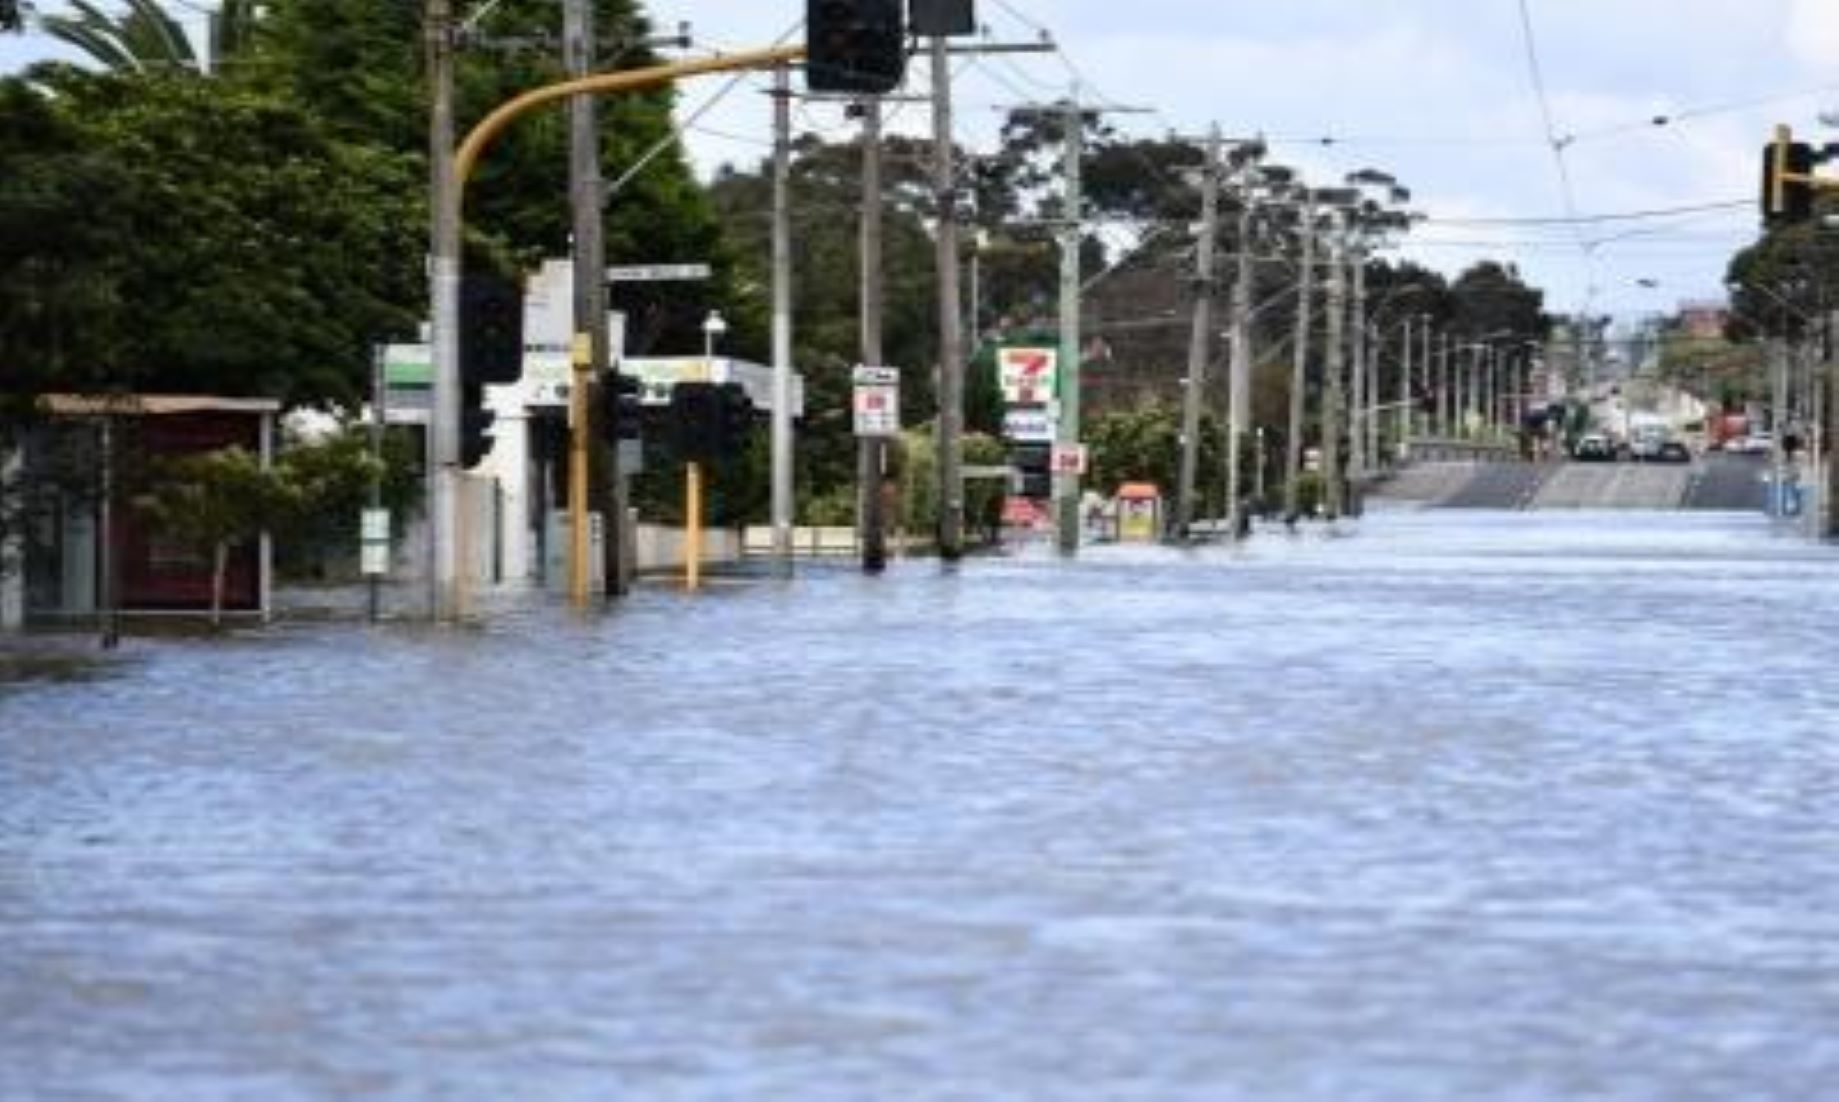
[[929, 35, 965, 560], [1397, 315, 1412, 461], [1438, 331, 1452, 437], [426, 0, 463, 620], [1348, 241, 1367, 483], [565, 0, 613, 606], [1055, 98, 1086, 554], [1174, 126, 1223, 539], [1772, 338, 1789, 518], [859, 96, 888, 571], [771, 63, 795, 571], [1224, 152, 1259, 538], [1321, 209, 1348, 517], [1283, 195, 1316, 519]]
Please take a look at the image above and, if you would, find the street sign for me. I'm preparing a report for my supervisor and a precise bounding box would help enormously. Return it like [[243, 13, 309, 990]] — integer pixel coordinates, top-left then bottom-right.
[[852, 365, 900, 385], [1050, 443, 1088, 476], [359, 508, 390, 576], [1003, 405, 1056, 443], [382, 343, 432, 388], [852, 365, 900, 437], [998, 347, 1058, 404], [605, 263, 711, 283]]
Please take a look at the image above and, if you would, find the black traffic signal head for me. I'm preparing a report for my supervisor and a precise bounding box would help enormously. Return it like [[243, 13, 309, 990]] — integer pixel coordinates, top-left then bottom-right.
[[602, 373, 644, 442], [460, 274, 524, 385], [1, 1, 23, 33], [460, 382, 496, 468], [714, 382, 754, 455], [806, 0, 907, 94], [1761, 129, 1817, 227], [669, 380, 719, 461]]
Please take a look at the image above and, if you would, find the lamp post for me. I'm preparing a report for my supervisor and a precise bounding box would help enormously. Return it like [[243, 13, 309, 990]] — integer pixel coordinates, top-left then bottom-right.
[[702, 309, 728, 362]]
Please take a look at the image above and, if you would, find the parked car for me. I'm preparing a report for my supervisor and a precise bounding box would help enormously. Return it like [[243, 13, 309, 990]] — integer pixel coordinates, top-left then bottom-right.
[[1737, 432, 1774, 455], [1572, 434, 1616, 461], [1656, 440, 1691, 463]]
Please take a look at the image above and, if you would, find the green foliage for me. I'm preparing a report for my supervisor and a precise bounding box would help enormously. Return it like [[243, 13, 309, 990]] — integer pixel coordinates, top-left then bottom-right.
[[0, 70, 424, 406], [890, 426, 1004, 546], [1085, 403, 1212, 497], [137, 445, 292, 621], [40, 0, 202, 74], [270, 426, 422, 576]]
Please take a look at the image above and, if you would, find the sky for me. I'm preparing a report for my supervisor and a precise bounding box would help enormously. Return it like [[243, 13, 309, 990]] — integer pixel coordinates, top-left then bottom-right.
[[7, 1, 1838, 325]]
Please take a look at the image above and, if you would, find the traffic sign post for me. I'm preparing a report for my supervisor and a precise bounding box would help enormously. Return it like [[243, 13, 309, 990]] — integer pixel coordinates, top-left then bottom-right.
[[852, 365, 901, 438], [1050, 443, 1089, 476]]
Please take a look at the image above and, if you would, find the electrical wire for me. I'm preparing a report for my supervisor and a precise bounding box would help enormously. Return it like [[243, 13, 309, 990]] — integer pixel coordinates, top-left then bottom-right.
[[1427, 198, 1750, 228]]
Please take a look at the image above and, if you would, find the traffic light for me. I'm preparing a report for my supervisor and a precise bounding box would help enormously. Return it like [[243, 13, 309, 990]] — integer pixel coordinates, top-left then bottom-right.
[[601, 373, 644, 442], [460, 273, 524, 385], [806, 0, 906, 94], [1761, 128, 1816, 226], [1, 1, 22, 33], [714, 382, 754, 456], [460, 382, 496, 468], [669, 381, 755, 461], [669, 381, 719, 460]]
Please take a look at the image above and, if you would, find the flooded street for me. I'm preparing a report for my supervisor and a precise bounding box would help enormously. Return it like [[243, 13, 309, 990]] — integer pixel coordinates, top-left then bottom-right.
[[3, 511, 1836, 1100]]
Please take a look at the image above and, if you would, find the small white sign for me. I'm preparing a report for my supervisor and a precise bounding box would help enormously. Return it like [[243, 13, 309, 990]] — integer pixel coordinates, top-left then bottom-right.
[[360, 507, 391, 576], [998, 347, 1058, 404], [853, 364, 900, 385], [853, 385, 900, 437], [361, 508, 390, 543], [606, 262, 711, 282], [1004, 406, 1057, 443], [1050, 443, 1089, 476]]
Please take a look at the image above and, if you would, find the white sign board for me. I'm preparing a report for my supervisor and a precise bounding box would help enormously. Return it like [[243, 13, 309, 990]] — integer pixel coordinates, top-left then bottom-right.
[[854, 385, 900, 438], [1003, 406, 1057, 443], [606, 263, 711, 282], [998, 347, 1059, 405], [1050, 443, 1089, 476], [359, 508, 391, 576], [620, 356, 804, 415], [852, 365, 900, 386]]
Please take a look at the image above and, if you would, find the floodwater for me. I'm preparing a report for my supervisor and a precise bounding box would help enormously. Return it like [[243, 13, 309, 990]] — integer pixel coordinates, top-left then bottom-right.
[[3, 511, 1836, 1100]]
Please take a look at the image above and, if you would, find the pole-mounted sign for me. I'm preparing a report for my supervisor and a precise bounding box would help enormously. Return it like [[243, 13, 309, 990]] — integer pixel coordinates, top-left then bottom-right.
[[998, 347, 1058, 404], [852, 365, 901, 437]]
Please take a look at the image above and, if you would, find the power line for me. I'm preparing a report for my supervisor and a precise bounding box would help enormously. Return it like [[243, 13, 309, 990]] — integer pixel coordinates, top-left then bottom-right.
[[1426, 198, 1749, 227]]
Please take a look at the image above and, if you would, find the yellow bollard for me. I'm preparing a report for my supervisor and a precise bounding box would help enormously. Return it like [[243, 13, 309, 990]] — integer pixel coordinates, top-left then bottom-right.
[[684, 460, 702, 592]]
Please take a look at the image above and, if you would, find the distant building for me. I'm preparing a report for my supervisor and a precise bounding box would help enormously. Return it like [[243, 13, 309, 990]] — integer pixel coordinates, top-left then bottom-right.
[[1677, 300, 1728, 342]]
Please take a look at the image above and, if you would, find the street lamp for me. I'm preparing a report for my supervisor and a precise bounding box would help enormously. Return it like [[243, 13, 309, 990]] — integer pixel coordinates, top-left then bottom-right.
[[702, 309, 728, 361]]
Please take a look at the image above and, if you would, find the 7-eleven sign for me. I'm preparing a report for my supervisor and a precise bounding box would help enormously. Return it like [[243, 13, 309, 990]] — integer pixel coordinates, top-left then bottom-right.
[[998, 347, 1059, 405]]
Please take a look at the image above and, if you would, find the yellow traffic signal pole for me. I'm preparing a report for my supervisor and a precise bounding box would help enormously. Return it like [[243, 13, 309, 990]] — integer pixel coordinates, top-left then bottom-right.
[[684, 461, 703, 592], [434, 44, 804, 616]]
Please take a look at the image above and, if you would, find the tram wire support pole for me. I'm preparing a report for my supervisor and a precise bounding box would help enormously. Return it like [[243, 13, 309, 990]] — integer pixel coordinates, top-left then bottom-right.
[[1174, 126, 1223, 540], [1283, 193, 1316, 520], [859, 94, 889, 571], [426, 0, 462, 621], [928, 33, 966, 561], [564, 0, 614, 608], [771, 62, 795, 573]]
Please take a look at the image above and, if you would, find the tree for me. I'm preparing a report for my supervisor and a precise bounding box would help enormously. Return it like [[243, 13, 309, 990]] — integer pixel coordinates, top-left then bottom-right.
[[138, 446, 293, 625], [41, 0, 196, 73], [6, 69, 426, 406], [1447, 260, 1546, 340]]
